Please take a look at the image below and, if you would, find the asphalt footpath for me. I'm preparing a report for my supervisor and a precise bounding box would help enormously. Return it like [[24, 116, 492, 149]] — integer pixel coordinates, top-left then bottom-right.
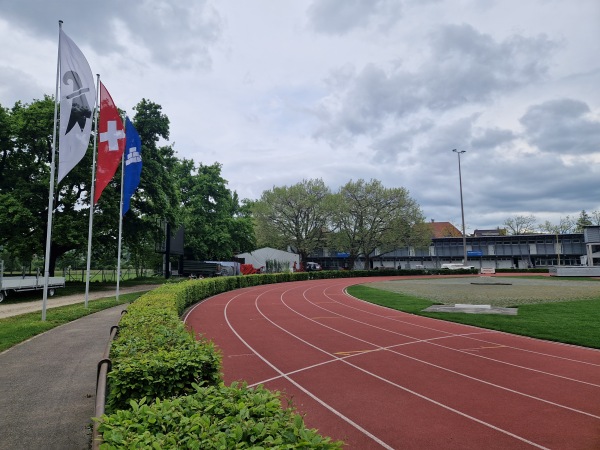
[[0, 304, 128, 450]]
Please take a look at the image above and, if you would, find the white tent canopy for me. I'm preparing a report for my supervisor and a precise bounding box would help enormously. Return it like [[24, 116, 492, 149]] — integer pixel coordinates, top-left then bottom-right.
[[236, 247, 300, 271]]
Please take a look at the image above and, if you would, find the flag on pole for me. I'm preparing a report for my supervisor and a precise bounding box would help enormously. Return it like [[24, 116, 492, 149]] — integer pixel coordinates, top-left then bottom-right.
[[58, 29, 95, 183], [94, 82, 125, 203], [122, 117, 142, 215]]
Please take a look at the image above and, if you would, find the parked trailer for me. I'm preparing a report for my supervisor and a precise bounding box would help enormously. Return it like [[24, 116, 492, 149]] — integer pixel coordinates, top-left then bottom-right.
[[181, 261, 224, 278], [0, 276, 65, 303]]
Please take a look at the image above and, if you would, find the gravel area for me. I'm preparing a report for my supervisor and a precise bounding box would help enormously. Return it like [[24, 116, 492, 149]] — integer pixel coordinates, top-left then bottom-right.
[[365, 277, 600, 307]]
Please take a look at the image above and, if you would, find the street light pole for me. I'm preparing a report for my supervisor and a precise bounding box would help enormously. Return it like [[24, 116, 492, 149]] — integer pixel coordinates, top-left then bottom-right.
[[452, 149, 468, 265]]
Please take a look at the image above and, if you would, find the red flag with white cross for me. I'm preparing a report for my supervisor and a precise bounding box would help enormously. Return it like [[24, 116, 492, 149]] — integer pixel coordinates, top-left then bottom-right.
[[94, 81, 125, 204]]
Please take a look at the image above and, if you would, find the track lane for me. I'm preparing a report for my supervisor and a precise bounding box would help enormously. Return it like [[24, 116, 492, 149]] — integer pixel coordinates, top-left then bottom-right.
[[185, 278, 600, 449], [296, 282, 600, 416], [272, 282, 600, 448]]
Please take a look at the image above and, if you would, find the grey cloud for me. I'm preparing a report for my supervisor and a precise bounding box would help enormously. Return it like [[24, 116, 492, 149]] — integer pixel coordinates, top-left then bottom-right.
[[462, 148, 598, 215], [471, 127, 516, 150], [371, 120, 434, 163], [0, 0, 223, 69], [422, 24, 556, 109], [315, 23, 557, 143], [307, 0, 402, 35], [0, 66, 44, 107], [416, 149, 599, 229], [520, 98, 600, 154]]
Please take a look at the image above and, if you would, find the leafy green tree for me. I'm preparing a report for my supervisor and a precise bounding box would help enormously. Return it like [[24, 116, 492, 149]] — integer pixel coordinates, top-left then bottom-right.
[[253, 179, 331, 262], [0, 96, 96, 274], [539, 216, 575, 234], [575, 210, 592, 232], [178, 162, 255, 260], [329, 179, 426, 269], [115, 99, 183, 275], [0, 97, 184, 276]]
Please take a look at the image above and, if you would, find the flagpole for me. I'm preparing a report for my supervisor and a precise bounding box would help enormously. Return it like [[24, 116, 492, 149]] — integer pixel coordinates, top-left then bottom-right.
[[42, 20, 63, 321], [84, 74, 101, 308], [115, 114, 127, 302]]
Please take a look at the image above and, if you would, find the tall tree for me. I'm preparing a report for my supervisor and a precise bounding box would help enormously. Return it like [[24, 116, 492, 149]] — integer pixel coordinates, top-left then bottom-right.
[[179, 162, 255, 260], [107, 99, 182, 275], [0, 96, 94, 274], [329, 179, 426, 269], [253, 179, 331, 263], [539, 216, 575, 234], [503, 215, 537, 235], [575, 210, 592, 232], [0, 97, 185, 276]]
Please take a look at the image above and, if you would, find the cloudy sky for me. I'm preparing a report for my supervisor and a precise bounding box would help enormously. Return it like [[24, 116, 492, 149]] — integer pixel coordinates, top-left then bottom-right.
[[1, 0, 599, 232]]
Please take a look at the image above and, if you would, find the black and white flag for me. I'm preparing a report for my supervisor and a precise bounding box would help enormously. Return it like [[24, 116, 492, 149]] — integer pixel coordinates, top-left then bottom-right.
[[58, 29, 95, 183]]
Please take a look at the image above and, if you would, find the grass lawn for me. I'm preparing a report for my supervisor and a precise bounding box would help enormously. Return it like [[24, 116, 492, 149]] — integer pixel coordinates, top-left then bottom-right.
[[0, 292, 146, 352], [0, 277, 164, 305], [346, 284, 600, 349]]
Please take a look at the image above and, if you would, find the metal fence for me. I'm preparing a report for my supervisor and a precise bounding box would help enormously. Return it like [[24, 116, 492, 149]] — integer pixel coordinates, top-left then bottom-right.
[[62, 268, 154, 282], [2, 268, 155, 282]]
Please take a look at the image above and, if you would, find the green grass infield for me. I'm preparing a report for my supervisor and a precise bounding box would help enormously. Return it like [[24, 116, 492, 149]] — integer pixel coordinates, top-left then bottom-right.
[[346, 284, 600, 349]]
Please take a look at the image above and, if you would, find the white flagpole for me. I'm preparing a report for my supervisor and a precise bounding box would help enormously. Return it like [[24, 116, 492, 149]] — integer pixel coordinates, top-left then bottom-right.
[[115, 114, 127, 302], [42, 20, 63, 321], [84, 74, 101, 308]]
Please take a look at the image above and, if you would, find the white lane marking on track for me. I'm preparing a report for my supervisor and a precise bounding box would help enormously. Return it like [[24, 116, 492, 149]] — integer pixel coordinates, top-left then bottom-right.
[[255, 285, 550, 450], [222, 292, 396, 450], [336, 283, 600, 368], [316, 283, 600, 383], [282, 286, 600, 420]]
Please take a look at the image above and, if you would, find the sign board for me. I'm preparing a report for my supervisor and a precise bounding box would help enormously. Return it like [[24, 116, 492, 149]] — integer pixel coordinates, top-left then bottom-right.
[[467, 251, 483, 257]]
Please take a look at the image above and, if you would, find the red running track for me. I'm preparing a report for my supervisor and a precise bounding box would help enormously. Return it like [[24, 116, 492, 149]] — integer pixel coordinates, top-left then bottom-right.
[[184, 277, 600, 449]]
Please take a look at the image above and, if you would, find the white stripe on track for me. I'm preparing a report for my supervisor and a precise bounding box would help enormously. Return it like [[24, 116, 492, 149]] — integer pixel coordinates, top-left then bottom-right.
[[335, 284, 600, 368], [293, 286, 600, 418], [222, 291, 396, 450], [250, 285, 550, 450], [315, 284, 600, 386]]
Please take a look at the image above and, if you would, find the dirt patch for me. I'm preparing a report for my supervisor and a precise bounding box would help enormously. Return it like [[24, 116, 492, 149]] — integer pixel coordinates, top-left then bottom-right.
[[364, 277, 600, 307]]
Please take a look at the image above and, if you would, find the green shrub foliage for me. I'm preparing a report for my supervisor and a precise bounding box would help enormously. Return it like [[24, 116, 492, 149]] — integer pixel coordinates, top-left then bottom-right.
[[106, 286, 222, 411], [99, 383, 342, 449]]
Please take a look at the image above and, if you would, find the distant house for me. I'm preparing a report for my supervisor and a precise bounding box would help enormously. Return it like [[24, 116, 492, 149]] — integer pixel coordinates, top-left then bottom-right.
[[428, 220, 462, 238]]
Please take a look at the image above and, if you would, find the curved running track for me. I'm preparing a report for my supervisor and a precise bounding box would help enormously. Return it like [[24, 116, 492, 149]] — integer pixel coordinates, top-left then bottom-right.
[[184, 277, 600, 449]]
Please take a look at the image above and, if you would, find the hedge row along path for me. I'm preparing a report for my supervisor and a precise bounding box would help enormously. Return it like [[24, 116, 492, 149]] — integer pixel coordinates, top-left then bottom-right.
[[184, 276, 600, 449]]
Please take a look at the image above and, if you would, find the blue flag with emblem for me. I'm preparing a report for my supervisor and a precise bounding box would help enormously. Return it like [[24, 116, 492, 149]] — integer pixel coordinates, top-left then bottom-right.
[[122, 117, 142, 215]]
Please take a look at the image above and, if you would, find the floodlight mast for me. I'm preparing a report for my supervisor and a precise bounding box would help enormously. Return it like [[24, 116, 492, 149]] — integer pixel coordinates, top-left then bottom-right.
[[452, 149, 468, 265]]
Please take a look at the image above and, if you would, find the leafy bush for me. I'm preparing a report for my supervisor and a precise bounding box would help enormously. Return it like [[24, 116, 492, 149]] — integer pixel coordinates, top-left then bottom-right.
[[99, 383, 342, 449], [107, 338, 222, 412], [106, 284, 223, 412]]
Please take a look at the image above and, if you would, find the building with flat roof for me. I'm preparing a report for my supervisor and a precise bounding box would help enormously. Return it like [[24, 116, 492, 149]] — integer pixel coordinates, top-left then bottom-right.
[[306, 224, 597, 270]]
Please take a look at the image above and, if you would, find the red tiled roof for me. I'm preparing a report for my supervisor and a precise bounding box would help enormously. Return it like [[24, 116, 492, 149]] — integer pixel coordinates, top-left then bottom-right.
[[428, 221, 462, 238]]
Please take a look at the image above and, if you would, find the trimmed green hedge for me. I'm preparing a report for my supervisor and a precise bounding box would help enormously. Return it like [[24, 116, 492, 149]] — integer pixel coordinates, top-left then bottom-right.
[[99, 383, 342, 449], [101, 272, 343, 448], [106, 288, 222, 411], [107, 274, 312, 412]]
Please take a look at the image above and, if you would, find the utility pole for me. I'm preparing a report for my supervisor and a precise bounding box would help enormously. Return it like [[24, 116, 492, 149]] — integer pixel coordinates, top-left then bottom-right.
[[453, 149, 468, 265]]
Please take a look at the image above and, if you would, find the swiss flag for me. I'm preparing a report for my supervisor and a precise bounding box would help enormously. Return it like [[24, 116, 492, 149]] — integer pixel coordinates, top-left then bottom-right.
[[94, 81, 125, 204]]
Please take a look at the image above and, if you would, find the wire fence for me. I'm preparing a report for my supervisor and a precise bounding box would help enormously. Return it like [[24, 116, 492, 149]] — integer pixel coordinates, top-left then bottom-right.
[[2, 268, 155, 282], [63, 268, 155, 282]]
